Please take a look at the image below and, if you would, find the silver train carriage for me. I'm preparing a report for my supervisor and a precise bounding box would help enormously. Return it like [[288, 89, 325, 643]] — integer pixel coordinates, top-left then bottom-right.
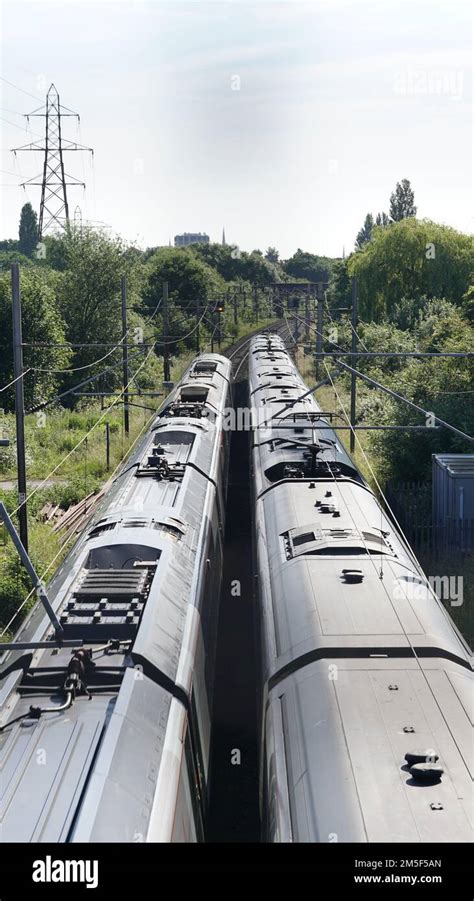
[[0, 352, 232, 842], [249, 334, 473, 844]]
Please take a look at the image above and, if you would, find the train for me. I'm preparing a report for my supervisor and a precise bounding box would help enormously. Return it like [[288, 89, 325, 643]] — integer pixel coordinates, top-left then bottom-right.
[[249, 333, 473, 843], [0, 352, 232, 842]]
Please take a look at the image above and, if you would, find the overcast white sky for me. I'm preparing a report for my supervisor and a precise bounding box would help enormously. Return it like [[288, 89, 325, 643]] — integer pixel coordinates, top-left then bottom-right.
[[0, 0, 472, 258]]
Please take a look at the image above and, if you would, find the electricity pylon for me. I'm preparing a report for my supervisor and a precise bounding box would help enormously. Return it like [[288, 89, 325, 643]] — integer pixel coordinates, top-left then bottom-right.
[[12, 83, 93, 236]]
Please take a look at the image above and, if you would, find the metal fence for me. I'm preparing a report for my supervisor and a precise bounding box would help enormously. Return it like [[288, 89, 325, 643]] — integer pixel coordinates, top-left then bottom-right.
[[385, 480, 474, 555]]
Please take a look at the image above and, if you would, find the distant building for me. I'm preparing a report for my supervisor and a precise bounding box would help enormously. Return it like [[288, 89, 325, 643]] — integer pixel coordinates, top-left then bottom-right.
[[174, 232, 210, 247]]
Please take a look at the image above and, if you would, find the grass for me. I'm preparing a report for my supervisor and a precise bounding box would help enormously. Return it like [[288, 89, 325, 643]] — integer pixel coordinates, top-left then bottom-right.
[[0, 401, 157, 484], [0, 379, 164, 638]]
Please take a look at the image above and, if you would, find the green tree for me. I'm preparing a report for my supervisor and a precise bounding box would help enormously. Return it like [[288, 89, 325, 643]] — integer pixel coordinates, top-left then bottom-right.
[[367, 318, 474, 482], [40, 235, 72, 271], [18, 203, 39, 258], [143, 247, 224, 311], [143, 247, 226, 353], [265, 247, 279, 263], [375, 211, 390, 227], [389, 179, 417, 221], [461, 284, 474, 323], [191, 242, 282, 286], [0, 268, 71, 411], [282, 249, 332, 282], [348, 219, 473, 321], [55, 230, 143, 396], [327, 258, 351, 308], [354, 320, 418, 375], [0, 239, 19, 253], [0, 250, 32, 272], [355, 213, 374, 250]]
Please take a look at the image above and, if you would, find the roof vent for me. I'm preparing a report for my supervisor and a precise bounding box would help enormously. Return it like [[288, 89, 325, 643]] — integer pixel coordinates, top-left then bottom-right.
[[320, 503, 336, 513], [409, 763, 444, 782], [88, 521, 116, 539], [342, 569, 364, 583], [405, 750, 439, 766], [325, 490, 332, 497]]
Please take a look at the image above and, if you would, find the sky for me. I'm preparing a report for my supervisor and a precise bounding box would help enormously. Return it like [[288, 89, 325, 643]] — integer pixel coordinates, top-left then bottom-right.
[[0, 0, 472, 258]]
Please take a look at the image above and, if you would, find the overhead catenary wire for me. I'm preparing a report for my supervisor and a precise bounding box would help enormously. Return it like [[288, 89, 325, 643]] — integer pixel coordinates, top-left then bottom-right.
[[5, 289, 211, 422], [27, 346, 149, 413], [283, 309, 299, 347], [10, 345, 156, 519], [289, 307, 473, 441], [32, 290, 164, 374], [145, 300, 210, 347], [0, 369, 32, 393], [0, 280, 163, 396], [334, 358, 474, 444], [38, 297, 212, 373]]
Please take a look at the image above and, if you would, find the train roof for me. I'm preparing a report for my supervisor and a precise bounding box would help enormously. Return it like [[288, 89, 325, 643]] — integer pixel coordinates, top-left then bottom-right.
[[250, 334, 473, 844], [249, 336, 362, 486], [269, 654, 473, 842], [0, 351, 232, 842]]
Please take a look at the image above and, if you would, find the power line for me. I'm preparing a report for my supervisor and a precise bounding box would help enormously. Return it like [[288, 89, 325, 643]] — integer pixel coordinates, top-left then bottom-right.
[[334, 358, 474, 444], [0, 114, 43, 139], [27, 346, 149, 414], [291, 304, 473, 434], [0, 283, 163, 397], [0, 369, 32, 393], [32, 339, 136, 374], [258, 322, 473, 442], [31, 266, 166, 374], [0, 167, 27, 178], [0, 75, 43, 103], [11, 345, 156, 518], [0, 106, 29, 117]]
